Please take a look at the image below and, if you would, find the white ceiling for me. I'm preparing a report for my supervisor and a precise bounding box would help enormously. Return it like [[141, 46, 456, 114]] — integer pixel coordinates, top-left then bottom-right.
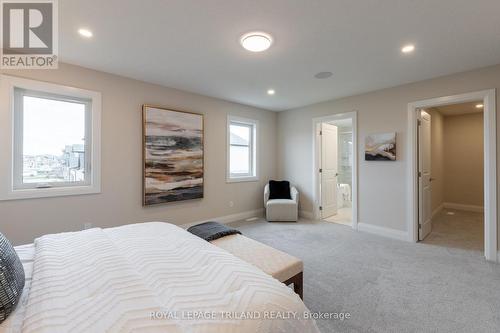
[[60, 0, 500, 111], [433, 102, 484, 117]]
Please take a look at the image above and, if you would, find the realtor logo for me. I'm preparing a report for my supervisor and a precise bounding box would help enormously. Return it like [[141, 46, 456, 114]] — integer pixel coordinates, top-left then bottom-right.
[[1, 0, 58, 68]]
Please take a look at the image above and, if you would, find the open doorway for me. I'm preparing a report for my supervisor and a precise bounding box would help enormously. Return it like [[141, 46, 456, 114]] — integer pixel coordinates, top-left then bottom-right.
[[408, 90, 497, 261], [312, 112, 358, 229], [418, 102, 484, 251]]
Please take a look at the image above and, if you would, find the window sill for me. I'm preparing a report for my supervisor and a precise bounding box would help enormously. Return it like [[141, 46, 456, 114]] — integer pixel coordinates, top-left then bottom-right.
[[0, 184, 101, 201], [226, 176, 259, 183]]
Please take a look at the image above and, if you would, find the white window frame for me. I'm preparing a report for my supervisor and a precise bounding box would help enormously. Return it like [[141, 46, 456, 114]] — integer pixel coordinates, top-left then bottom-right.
[[227, 115, 258, 182], [0, 75, 101, 200]]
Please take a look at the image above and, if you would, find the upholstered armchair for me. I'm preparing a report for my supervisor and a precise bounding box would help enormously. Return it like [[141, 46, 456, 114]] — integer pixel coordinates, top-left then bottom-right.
[[264, 182, 299, 222]]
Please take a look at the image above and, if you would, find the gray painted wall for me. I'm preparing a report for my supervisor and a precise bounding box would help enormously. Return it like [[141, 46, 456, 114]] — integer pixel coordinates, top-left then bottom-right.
[[277, 64, 500, 248]]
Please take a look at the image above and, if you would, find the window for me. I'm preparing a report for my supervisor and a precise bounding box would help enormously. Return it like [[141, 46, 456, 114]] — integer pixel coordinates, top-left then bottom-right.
[[227, 116, 258, 182], [14, 89, 91, 189], [0, 75, 101, 200]]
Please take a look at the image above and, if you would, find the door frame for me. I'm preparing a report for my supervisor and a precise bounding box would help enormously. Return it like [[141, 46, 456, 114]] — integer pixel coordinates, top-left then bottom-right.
[[407, 89, 497, 261], [312, 111, 358, 230]]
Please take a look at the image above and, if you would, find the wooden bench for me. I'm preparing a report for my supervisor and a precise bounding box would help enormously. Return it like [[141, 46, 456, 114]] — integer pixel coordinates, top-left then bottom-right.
[[210, 234, 304, 299]]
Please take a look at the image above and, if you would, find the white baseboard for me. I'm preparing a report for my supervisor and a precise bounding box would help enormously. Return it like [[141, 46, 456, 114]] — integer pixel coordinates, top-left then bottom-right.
[[357, 223, 409, 242], [299, 210, 314, 220], [443, 202, 484, 213], [180, 208, 264, 229], [432, 203, 444, 219]]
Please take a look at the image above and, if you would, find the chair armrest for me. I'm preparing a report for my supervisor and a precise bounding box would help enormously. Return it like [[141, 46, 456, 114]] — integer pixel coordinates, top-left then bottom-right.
[[290, 186, 299, 204], [264, 184, 270, 207]]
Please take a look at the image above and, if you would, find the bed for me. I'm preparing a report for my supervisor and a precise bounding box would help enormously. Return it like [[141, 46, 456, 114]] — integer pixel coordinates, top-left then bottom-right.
[[1, 222, 319, 333]]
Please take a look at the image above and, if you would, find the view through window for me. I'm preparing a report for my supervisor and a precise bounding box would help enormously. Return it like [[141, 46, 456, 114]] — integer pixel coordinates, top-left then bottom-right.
[[228, 117, 257, 181], [18, 92, 88, 186], [229, 123, 251, 175]]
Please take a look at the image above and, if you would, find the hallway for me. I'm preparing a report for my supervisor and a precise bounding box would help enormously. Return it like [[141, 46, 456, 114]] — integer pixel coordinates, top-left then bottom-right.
[[422, 209, 483, 252]]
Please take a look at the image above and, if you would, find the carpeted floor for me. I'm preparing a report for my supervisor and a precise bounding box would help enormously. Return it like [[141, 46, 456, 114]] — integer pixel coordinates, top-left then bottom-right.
[[231, 210, 500, 333], [422, 209, 484, 251]]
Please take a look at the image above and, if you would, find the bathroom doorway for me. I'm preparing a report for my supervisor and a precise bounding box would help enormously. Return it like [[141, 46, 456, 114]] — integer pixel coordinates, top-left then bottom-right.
[[312, 112, 358, 228]]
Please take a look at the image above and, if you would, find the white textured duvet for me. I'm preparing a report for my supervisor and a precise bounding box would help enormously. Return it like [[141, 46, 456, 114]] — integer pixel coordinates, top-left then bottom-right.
[[4, 222, 319, 333]]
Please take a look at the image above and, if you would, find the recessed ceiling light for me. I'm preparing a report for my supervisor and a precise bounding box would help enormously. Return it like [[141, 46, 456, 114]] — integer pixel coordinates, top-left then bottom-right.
[[267, 89, 275, 95], [78, 28, 93, 38], [240, 32, 273, 52], [401, 44, 415, 54], [314, 71, 333, 79], [476, 103, 484, 109]]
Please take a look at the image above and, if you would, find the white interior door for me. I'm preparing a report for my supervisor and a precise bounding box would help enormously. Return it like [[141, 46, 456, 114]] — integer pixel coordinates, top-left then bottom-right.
[[321, 123, 338, 218], [418, 110, 432, 240]]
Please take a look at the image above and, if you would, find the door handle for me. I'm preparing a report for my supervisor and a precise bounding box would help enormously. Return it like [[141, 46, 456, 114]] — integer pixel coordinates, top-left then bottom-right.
[[430, 178, 435, 182]]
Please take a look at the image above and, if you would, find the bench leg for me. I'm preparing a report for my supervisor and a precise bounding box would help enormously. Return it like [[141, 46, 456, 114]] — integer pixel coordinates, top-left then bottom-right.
[[284, 272, 303, 300]]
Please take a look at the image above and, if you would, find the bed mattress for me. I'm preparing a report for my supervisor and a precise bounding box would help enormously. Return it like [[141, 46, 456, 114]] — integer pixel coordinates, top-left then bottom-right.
[[1, 222, 319, 333]]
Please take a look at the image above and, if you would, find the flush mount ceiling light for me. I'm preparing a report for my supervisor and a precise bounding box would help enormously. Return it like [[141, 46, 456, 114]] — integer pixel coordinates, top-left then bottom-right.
[[78, 28, 93, 38], [401, 44, 415, 54], [240, 32, 273, 52], [476, 103, 484, 108], [314, 71, 333, 79], [267, 89, 275, 95]]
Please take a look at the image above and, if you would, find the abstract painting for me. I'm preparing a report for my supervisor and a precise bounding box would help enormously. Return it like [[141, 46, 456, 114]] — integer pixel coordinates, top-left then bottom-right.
[[365, 132, 396, 161], [143, 105, 203, 205]]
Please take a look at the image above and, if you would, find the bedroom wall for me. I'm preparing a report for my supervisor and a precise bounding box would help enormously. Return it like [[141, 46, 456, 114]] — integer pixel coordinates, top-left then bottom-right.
[[0, 63, 277, 245], [443, 113, 484, 207], [277, 64, 500, 246]]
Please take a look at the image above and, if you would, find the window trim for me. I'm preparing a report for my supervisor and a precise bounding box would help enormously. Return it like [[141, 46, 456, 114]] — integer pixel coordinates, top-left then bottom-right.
[[0, 75, 101, 201], [227, 115, 259, 183]]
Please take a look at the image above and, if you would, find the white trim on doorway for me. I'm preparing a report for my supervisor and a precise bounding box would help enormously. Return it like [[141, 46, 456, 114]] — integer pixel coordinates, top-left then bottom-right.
[[312, 111, 358, 230], [407, 89, 497, 262]]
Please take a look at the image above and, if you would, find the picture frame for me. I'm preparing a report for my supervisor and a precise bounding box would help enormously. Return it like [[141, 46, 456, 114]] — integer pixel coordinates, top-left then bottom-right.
[[142, 105, 204, 205], [365, 132, 396, 161]]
